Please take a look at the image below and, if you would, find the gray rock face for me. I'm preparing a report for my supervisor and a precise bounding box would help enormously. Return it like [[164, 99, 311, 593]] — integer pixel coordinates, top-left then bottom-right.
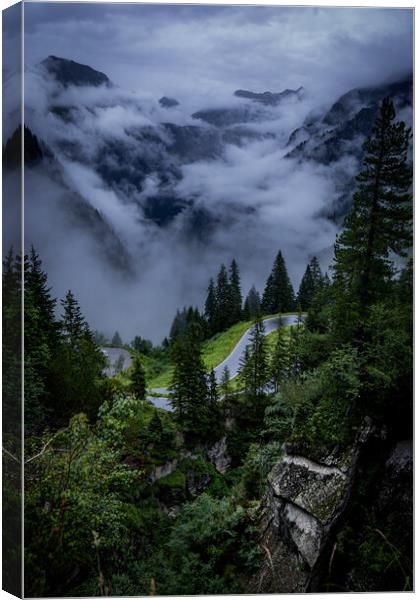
[[207, 436, 231, 474], [149, 458, 178, 483], [252, 420, 372, 593]]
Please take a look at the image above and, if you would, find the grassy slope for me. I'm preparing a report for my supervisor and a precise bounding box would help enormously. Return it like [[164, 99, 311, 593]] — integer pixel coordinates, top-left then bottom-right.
[[146, 314, 302, 390]]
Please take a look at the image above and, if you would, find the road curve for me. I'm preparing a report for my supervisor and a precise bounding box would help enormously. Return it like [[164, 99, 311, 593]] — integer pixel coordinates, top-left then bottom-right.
[[147, 314, 304, 410]]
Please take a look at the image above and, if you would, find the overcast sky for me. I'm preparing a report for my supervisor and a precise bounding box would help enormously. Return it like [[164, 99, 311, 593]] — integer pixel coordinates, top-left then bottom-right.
[[23, 3, 413, 104]]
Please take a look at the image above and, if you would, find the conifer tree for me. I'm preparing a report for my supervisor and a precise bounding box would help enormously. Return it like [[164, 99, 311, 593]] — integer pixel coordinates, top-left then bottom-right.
[[243, 286, 261, 320], [270, 319, 289, 391], [61, 290, 87, 348], [240, 316, 269, 397], [111, 331, 123, 346], [262, 251, 295, 314], [130, 354, 146, 400], [170, 330, 209, 441], [220, 365, 232, 402], [215, 264, 230, 332], [208, 369, 219, 406], [204, 278, 217, 335], [333, 98, 412, 340], [296, 265, 314, 311], [228, 259, 243, 325]]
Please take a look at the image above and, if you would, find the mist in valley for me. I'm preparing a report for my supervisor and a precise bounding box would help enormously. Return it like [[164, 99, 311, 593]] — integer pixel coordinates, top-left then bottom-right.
[[3, 4, 412, 343]]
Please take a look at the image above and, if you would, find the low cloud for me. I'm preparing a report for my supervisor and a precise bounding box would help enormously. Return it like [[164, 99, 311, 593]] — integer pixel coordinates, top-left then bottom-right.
[[8, 5, 412, 343]]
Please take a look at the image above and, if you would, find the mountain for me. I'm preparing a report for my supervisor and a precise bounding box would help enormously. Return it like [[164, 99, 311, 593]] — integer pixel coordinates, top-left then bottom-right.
[[234, 87, 304, 105], [159, 96, 180, 108], [17, 56, 412, 284], [40, 55, 110, 87]]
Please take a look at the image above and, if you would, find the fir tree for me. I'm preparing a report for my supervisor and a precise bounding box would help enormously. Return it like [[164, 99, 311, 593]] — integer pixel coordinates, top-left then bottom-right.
[[208, 369, 219, 406], [220, 366, 232, 402], [262, 251, 295, 314], [228, 259, 243, 325], [130, 354, 146, 400], [170, 331, 209, 441], [61, 290, 87, 348], [333, 98, 412, 340], [215, 264, 231, 332], [243, 286, 261, 320], [111, 331, 123, 346], [270, 319, 289, 392], [296, 265, 314, 311], [240, 316, 269, 397], [204, 278, 217, 335]]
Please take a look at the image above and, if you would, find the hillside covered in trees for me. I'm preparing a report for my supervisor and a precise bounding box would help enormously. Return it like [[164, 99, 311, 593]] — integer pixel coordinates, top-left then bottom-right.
[[3, 96, 412, 596]]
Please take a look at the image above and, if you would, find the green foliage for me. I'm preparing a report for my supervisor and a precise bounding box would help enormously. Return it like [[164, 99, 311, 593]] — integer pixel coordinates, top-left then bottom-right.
[[243, 285, 261, 319], [239, 441, 283, 499], [170, 331, 220, 443], [25, 413, 140, 597], [130, 354, 147, 399], [239, 315, 269, 397], [332, 98, 412, 341], [262, 250, 295, 313], [292, 348, 361, 447]]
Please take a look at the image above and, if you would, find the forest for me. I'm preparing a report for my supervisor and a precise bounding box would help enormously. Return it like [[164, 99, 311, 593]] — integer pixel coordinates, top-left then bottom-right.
[[3, 97, 413, 595]]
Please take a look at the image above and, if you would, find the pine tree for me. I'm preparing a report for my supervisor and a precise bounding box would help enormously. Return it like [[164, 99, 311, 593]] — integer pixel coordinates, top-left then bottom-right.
[[270, 320, 289, 392], [240, 316, 269, 397], [61, 290, 86, 348], [208, 369, 219, 406], [333, 98, 412, 340], [296, 257, 323, 311], [131, 354, 146, 399], [215, 264, 231, 332], [170, 331, 209, 441], [228, 259, 243, 325], [220, 365, 232, 402], [262, 251, 295, 314], [296, 265, 314, 311], [24, 248, 59, 430], [309, 256, 323, 288], [3, 249, 22, 439], [111, 331, 123, 346], [204, 278, 217, 335], [243, 286, 261, 320], [50, 290, 106, 422]]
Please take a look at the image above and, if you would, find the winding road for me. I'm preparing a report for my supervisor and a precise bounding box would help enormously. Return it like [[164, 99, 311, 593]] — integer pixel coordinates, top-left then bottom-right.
[[147, 314, 304, 411], [102, 315, 304, 411]]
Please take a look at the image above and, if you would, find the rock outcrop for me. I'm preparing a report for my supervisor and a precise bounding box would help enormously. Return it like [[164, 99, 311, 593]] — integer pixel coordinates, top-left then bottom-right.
[[251, 420, 372, 593]]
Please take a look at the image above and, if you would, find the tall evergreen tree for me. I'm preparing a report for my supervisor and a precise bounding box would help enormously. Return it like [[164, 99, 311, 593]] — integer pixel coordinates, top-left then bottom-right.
[[24, 248, 59, 430], [61, 290, 87, 348], [270, 319, 289, 392], [262, 251, 295, 314], [243, 286, 261, 320], [239, 316, 269, 397], [50, 290, 106, 422], [220, 366, 232, 402], [208, 369, 219, 406], [204, 278, 217, 335], [170, 330, 210, 441], [296, 256, 324, 311], [215, 264, 231, 332], [228, 259, 243, 325], [296, 265, 314, 311], [333, 98, 412, 340], [111, 331, 123, 346], [130, 355, 146, 400]]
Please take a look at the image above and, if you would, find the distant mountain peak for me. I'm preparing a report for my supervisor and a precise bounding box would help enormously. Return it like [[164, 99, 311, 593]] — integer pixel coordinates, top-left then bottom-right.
[[159, 96, 180, 108], [40, 55, 111, 88], [234, 87, 304, 105]]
